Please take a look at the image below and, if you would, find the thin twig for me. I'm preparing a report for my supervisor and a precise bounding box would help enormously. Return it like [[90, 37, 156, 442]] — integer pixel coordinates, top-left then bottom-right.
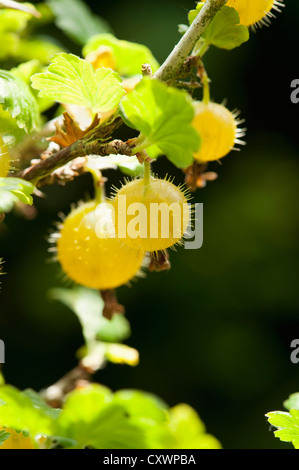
[[153, 0, 227, 83]]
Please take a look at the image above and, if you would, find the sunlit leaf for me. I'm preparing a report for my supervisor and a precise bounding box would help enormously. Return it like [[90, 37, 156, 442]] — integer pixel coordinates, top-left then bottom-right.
[[31, 53, 124, 114], [0, 177, 36, 212], [119, 78, 200, 168], [0, 70, 39, 133]]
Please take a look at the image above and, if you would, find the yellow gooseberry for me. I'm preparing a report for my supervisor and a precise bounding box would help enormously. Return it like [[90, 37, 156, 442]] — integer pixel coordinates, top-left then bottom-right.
[[113, 176, 190, 253], [217, 0, 284, 27], [192, 101, 245, 163], [56, 200, 145, 290]]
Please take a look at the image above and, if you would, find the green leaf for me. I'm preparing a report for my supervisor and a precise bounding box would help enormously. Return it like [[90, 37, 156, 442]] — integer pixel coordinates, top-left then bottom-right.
[[169, 404, 222, 449], [0, 385, 55, 438], [201, 6, 249, 50], [188, 2, 204, 26], [119, 78, 200, 168], [0, 177, 36, 212], [50, 287, 104, 345], [23, 389, 60, 420], [83, 33, 159, 77], [56, 385, 148, 449], [0, 70, 39, 133], [266, 410, 299, 448], [49, 286, 131, 344], [0, 429, 11, 446], [31, 53, 124, 114], [284, 393, 299, 411], [47, 0, 111, 46], [0, 6, 31, 32]]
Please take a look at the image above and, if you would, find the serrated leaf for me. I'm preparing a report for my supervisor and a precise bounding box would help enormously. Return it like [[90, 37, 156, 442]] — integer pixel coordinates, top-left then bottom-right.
[[31, 53, 124, 115], [0, 69, 39, 133], [0, 177, 36, 212], [119, 78, 200, 168], [47, 0, 111, 46], [0, 385, 55, 438], [83, 33, 159, 77], [266, 410, 299, 448], [201, 6, 249, 50]]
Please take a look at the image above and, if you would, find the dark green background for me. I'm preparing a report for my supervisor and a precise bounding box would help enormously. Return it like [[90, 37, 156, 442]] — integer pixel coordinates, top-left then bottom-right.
[[1, 0, 299, 449]]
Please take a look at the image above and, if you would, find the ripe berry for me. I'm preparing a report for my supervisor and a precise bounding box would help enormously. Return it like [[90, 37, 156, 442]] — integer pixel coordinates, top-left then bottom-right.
[[226, 0, 283, 27], [0, 137, 10, 178], [56, 201, 145, 290], [192, 101, 245, 163], [113, 176, 190, 253]]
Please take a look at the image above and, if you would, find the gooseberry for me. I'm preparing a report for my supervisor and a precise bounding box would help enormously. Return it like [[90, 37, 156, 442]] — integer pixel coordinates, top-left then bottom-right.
[[225, 0, 283, 27], [56, 201, 145, 290], [192, 101, 245, 163], [113, 176, 190, 253]]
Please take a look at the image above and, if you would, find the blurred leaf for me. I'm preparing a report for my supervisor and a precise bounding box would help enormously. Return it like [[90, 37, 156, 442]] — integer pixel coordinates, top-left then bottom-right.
[[0, 69, 39, 134], [169, 404, 222, 449], [113, 390, 168, 424], [200, 6, 249, 50], [50, 286, 131, 344], [23, 389, 60, 420], [31, 53, 124, 114], [119, 78, 200, 168], [266, 410, 299, 449], [0, 6, 30, 32], [284, 393, 299, 411], [56, 385, 148, 449], [0, 385, 55, 438], [83, 33, 159, 77], [11, 59, 41, 85], [0, 429, 11, 445], [16, 37, 63, 64], [0, 1, 40, 18], [47, 0, 111, 46], [188, 2, 204, 25], [50, 287, 104, 345], [0, 177, 36, 212]]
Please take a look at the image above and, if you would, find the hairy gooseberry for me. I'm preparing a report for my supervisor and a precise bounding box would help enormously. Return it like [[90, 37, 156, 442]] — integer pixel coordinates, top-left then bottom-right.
[[55, 200, 145, 290], [226, 0, 283, 27], [113, 175, 190, 253], [192, 101, 245, 163]]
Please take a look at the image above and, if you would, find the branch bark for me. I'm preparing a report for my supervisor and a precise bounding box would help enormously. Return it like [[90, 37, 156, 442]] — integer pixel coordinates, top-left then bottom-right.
[[153, 0, 227, 83], [17, 0, 227, 186]]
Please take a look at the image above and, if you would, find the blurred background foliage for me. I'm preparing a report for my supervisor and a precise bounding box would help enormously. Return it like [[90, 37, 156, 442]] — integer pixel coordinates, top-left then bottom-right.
[[0, 0, 298, 449]]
